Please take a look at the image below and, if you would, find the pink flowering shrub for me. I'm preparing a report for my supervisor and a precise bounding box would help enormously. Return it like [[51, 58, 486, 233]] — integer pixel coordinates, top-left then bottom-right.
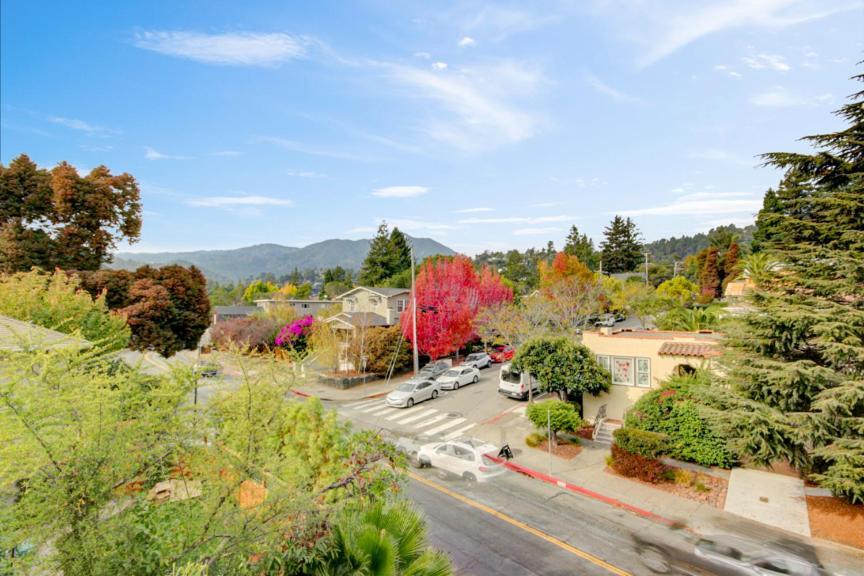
[[275, 315, 315, 351]]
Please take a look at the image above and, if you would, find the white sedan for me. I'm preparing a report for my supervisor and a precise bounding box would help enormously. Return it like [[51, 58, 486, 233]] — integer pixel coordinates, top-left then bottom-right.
[[436, 366, 480, 390], [417, 439, 505, 482], [462, 352, 492, 369]]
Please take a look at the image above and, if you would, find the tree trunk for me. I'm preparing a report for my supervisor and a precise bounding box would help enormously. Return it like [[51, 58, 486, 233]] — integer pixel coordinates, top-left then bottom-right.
[[550, 429, 558, 447]]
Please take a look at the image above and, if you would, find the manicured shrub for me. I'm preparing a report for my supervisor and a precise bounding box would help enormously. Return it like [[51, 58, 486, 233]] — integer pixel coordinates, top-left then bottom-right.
[[526, 400, 583, 446], [610, 445, 668, 483], [275, 315, 315, 352], [525, 432, 545, 447], [612, 427, 667, 459]]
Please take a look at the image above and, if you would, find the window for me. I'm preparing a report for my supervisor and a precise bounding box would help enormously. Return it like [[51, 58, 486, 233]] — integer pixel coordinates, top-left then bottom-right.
[[596, 355, 611, 373], [396, 299, 407, 312], [636, 358, 651, 388], [601, 355, 651, 387], [612, 357, 635, 386]]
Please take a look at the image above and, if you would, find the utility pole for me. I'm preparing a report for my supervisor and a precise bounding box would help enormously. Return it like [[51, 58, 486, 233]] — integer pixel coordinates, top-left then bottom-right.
[[644, 252, 650, 286], [673, 260, 680, 277], [410, 245, 419, 375], [547, 405, 552, 476], [599, 258, 603, 276]]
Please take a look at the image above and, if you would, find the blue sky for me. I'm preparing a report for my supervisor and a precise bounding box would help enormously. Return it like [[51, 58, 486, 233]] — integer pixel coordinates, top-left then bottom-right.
[[2, 1, 862, 255]]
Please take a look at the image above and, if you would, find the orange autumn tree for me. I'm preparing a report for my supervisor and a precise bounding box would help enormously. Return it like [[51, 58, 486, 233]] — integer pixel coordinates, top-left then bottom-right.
[[401, 255, 512, 359], [535, 252, 604, 335]]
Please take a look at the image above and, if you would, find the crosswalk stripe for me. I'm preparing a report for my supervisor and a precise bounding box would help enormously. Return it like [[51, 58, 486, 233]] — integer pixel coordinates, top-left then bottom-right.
[[424, 417, 466, 436], [414, 413, 449, 429], [359, 402, 387, 413], [385, 409, 413, 421], [368, 406, 396, 417], [394, 409, 437, 425], [443, 424, 476, 441], [346, 399, 381, 408]]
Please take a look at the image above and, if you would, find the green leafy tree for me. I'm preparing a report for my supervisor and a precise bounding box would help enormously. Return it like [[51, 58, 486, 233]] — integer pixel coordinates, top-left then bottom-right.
[[358, 222, 412, 287], [613, 283, 659, 328], [242, 279, 277, 303], [348, 325, 412, 376], [324, 280, 353, 299], [563, 225, 599, 270], [294, 282, 313, 299], [512, 337, 610, 403], [526, 400, 583, 446], [718, 73, 864, 503], [739, 252, 779, 287], [600, 215, 642, 273], [0, 269, 130, 351], [323, 266, 352, 284], [657, 307, 720, 332], [0, 154, 142, 272], [656, 276, 699, 309]]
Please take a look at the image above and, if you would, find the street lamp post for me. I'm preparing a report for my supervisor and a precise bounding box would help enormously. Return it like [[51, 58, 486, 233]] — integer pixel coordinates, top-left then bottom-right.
[[410, 245, 419, 375]]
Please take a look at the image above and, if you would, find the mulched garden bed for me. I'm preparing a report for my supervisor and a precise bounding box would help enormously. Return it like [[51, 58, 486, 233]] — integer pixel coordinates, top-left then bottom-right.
[[531, 439, 582, 460], [806, 496, 864, 549], [606, 466, 728, 509]]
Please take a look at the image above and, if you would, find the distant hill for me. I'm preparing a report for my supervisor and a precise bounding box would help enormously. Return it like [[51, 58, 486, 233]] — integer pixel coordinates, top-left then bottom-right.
[[644, 224, 756, 263], [109, 236, 456, 282]]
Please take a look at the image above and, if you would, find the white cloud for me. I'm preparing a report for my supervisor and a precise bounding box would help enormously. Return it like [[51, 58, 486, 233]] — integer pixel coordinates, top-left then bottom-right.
[[713, 64, 742, 78], [750, 86, 833, 108], [585, 75, 642, 104], [431, 61, 448, 70], [413, 51, 431, 59], [593, 1, 858, 66], [458, 36, 476, 47], [619, 193, 762, 217], [372, 185, 429, 198], [133, 31, 308, 66], [456, 5, 558, 41], [384, 60, 544, 151], [742, 53, 791, 71], [186, 195, 294, 207], [513, 227, 561, 236], [454, 207, 494, 213], [144, 146, 191, 160], [286, 169, 327, 178], [48, 116, 116, 135], [458, 214, 573, 225]]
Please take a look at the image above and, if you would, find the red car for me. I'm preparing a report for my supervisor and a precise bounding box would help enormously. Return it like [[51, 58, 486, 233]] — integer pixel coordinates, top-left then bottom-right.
[[489, 345, 515, 363]]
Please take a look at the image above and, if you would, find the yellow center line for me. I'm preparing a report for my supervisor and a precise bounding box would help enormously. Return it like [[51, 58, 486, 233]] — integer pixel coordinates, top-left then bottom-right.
[[409, 471, 632, 576]]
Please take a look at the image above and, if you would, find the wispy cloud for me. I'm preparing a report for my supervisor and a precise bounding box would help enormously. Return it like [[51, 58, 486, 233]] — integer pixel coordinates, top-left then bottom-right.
[[713, 64, 742, 78], [145, 146, 192, 160], [750, 86, 833, 108], [372, 186, 429, 198], [585, 75, 641, 104], [619, 192, 762, 217], [513, 227, 561, 236], [48, 116, 117, 136], [186, 195, 293, 208], [286, 169, 327, 179], [260, 136, 382, 162], [133, 31, 309, 66], [742, 53, 791, 71], [431, 61, 448, 70], [458, 36, 476, 47], [457, 214, 573, 225], [384, 60, 544, 151], [454, 207, 494, 213], [594, 0, 858, 66]]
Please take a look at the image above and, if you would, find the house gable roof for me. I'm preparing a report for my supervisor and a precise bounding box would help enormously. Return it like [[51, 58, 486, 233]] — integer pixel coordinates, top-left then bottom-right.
[[334, 286, 410, 300], [0, 315, 91, 351], [325, 311, 390, 328]]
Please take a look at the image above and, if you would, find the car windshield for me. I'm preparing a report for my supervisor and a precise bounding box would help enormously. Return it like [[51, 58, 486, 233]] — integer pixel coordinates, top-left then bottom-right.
[[396, 383, 416, 392], [501, 366, 521, 384], [466, 354, 482, 360], [443, 369, 460, 377]]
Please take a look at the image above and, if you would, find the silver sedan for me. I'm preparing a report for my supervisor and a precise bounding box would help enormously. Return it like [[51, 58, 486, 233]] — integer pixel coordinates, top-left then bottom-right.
[[385, 378, 441, 408]]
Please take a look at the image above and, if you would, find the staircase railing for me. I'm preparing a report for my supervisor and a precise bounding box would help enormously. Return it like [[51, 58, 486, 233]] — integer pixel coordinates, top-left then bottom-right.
[[592, 404, 607, 441]]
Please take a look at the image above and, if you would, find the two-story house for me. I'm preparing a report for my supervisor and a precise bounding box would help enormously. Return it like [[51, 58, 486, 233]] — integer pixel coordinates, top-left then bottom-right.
[[324, 286, 410, 335]]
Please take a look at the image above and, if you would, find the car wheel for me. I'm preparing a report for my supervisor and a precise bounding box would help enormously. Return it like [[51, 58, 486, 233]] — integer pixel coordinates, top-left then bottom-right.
[[472, 375, 479, 384], [638, 545, 671, 574], [407, 398, 414, 408], [408, 452, 422, 468], [462, 472, 477, 482], [431, 390, 439, 399], [418, 457, 430, 468], [453, 382, 459, 390]]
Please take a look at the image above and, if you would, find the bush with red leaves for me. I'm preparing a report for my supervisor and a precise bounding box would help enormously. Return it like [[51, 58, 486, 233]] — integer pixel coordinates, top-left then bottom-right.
[[610, 444, 668, 483]]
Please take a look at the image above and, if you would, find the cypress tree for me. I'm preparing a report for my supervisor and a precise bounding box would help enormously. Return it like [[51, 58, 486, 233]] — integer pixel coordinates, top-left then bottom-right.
[[564, 225, 599, 270], [601, 216, 642, 273], [698, 247, 721, 299], [718, 73, 864, 503]]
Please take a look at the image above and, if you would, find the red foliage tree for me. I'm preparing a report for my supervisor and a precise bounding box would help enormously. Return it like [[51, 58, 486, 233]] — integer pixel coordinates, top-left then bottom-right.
[[699, 247, 721, 299], [401, 255, 512, 359]]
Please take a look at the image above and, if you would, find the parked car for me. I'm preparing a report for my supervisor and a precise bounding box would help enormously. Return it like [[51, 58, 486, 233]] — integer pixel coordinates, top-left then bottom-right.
[[462, 352, 492, 369], [385, 378, 441, 408], [193, 360, 220, 377], [497, 362, 540, 400], [418, 360, 450, 380], [437, 366, 480, 390], [594, 313, 616, 328], [633, 531, 830, 575], [416, 438, 506, 482], [489, 345, 515, 363]]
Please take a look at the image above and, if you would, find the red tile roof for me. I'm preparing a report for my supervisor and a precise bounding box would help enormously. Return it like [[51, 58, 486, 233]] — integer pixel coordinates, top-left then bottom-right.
[[657, 342, 721, 358]]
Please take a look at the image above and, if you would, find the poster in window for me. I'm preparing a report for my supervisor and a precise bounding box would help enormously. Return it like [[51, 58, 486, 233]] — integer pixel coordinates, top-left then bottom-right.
[[612, 357, 634, 386], [636, 357, 651, 388]]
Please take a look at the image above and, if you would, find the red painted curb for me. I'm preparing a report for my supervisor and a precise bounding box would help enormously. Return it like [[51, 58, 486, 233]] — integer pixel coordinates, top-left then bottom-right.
[[290, 389, 390, 402], [487, 455, 678, 527]]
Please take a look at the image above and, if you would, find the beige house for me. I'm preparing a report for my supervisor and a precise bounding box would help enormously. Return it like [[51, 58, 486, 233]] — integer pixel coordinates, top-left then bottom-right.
[[325, 287, 410, 334], [582, 328, 721, 423], [254, 298, 334, 317]]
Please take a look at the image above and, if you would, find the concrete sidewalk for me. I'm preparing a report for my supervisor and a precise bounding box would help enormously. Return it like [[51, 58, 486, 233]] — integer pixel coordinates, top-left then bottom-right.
[[473, 413, 864, 575]]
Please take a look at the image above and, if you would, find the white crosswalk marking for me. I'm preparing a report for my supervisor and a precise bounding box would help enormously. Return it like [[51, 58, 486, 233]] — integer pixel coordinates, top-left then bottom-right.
[[359, 402, 388, 413], [423, 417, 466, 436], [345, 398, 381, 409], [414, 413, 449, 429], [393, 409, 436, 425], [368, 406, 396, 417], [443, 424, 476, 440], [385, 409, 412, 421]]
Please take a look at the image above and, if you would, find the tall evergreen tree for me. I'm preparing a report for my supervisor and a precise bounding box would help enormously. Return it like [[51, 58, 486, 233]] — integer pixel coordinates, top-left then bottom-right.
[[387, 227, 413, 278], [564, 225, 599, 270], [601, 216, 642, 273], [717, 73, 864, 503], [358, 222, 393, 286]]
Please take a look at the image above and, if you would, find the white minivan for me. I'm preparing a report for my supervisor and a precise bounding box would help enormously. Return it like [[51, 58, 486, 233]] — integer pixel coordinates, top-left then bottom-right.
[[497, 362, 540, 400]]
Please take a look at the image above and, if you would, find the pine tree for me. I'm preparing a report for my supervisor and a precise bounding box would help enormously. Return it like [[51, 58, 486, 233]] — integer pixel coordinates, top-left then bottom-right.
[[387, 227, 413, 279], [564, 225, 599, 270], [601, 215, 642, 273], [719, 73, 864, 503], [358, 222, 393, 286]]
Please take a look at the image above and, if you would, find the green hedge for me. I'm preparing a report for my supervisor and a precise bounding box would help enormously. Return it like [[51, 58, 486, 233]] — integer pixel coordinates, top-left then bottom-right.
[[526, 400, 582, 434], [625, 372, 735, 468], [612, 427, 667, 458]]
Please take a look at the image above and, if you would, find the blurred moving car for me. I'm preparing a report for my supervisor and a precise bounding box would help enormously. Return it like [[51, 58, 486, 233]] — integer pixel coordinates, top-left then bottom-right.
[[489, 345, 515, 363], [193, 360, 220, 377], [437, 366, 480, 390], [633, 531, 830, 575], [497, 362, 540, 400], [462, 352, 492, 369], [385, 378, 441, 408], [418, 360, 450, 380], [416, 438, 505, 482]]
